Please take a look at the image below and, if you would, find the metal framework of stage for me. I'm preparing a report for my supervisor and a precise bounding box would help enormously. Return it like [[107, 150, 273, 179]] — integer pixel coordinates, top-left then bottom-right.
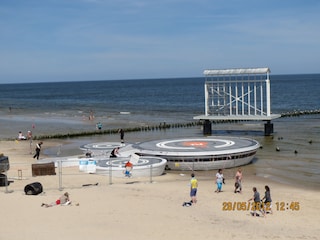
[[193, 67, 281, 135]]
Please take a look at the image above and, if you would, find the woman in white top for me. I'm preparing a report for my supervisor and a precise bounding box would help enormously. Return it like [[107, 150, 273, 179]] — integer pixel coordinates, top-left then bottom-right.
[[215, 169, 224, 193]]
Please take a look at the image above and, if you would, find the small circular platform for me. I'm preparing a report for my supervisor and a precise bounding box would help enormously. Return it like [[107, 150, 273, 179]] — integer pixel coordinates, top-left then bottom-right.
[[96, 156, 164, 168], [80, 142, 123, 151], [94, 155, 167, 177]]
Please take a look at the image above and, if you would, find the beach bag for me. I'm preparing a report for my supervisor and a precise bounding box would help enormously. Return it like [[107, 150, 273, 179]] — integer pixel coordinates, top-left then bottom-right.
[[182, 201, 193, 207], [24, 182, 43, 195]]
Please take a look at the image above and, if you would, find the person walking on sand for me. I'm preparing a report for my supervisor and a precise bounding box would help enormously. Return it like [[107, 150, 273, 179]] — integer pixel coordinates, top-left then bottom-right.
[[234, 168, 243, 193], [248, 187, 264, 217], [262, 185, 273, 214], [190, 173, 198, 204], [215, 169, 224, 193], [33, 142, 43, 160]]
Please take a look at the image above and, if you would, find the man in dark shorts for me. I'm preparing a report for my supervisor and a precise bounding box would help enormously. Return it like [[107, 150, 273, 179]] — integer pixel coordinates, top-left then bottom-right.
[[190, 173, 198, 205], [248, 187, 265, 217]]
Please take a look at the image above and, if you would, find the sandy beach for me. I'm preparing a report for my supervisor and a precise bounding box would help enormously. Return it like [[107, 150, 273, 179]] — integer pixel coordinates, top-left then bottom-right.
[[1, 130, 319, 240]]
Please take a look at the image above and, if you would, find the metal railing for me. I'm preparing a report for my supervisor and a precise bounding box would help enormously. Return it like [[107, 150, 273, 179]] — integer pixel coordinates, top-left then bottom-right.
[[0, 160, 157, 194]]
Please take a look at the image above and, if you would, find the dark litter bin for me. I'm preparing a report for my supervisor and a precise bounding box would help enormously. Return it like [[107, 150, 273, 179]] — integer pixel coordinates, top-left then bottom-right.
[[0, 155, 9, 172], [24, 182, 43, 195], [0, 173, 13, 186]]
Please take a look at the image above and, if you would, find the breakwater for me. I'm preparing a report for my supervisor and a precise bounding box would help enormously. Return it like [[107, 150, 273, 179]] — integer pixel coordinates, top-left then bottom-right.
[[280, 109, 320, 117], [32, 121, 202, 140], [23, 109, 319, 140]]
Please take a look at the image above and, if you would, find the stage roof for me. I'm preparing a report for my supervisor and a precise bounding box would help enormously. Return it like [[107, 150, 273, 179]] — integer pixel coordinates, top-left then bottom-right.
[[203, 68, 270, 76]]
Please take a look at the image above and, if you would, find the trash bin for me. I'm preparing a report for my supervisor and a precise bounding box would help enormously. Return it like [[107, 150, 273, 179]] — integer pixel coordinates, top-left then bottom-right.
[[0, 173, 11, 186], [0, 155, 9, 172], [24, 182, 43, 195]]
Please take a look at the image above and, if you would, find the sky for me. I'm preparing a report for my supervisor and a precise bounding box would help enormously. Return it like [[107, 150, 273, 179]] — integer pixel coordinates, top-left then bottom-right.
[[0, 0, 320, 83]]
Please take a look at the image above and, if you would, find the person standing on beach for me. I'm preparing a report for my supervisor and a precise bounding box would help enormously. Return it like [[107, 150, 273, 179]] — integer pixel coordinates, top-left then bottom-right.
[[27, 130, 32, 140], [119, 128, 124, 143], [96, 122, 102, 130], [33, 142, 43, 160], [27, 131, 33, 154], [190, 173, 198, 204], [215, 169, 224, 193], [234, 168, 243, 193], [262, 185, 273, 214], [89, 109, 94, 120]]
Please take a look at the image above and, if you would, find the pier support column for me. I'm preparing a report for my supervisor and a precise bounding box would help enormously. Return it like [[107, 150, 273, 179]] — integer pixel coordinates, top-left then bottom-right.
[[264, 120, 274, 136], [203, 120, 212, 135]]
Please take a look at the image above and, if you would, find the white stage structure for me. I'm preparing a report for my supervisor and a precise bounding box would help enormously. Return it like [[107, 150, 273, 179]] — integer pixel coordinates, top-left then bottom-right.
[[194, 68, 281, 135]]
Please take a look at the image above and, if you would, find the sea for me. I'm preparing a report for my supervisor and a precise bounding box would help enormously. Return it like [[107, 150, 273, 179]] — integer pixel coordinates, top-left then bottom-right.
[[0, 74, 319, 189]]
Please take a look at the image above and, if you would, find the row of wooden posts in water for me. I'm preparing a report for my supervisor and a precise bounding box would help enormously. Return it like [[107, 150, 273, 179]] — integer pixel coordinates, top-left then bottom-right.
[[28, 109, 320, 140]]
